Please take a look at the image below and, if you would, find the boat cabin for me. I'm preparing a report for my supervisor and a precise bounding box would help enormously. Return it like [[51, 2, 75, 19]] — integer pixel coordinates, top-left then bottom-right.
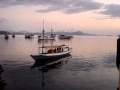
[[38, 45, 70, 54]]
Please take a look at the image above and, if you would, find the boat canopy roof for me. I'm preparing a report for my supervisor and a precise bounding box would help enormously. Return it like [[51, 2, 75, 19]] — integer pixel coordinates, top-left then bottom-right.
[[39, 45, 67, 48]]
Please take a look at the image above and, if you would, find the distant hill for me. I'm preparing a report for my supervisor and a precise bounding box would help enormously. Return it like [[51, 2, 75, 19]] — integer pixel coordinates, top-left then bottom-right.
[[0, 31, 9, 34], [71, 31, 86, 35], [34, 31, 92, 35], [0, 30, 96, 36], [55, 31, 96, 36]]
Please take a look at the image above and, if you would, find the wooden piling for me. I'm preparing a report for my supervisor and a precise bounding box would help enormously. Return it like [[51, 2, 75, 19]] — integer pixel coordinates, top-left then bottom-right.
[[119, 65, 120, 90], [117, 37, 120, 90], [117, 38, 120, 69]]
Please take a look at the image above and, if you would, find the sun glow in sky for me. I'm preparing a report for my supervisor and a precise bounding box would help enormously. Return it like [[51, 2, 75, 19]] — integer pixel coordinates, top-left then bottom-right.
[[0, 0, 120, 35]]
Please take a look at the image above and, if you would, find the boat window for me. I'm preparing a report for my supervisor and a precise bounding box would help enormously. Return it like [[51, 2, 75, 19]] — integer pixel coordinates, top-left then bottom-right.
[[62, 47, 69, 51], [48, 49, 54, 53], [56, 47, 61, 53], [38, 47, 48, 54]]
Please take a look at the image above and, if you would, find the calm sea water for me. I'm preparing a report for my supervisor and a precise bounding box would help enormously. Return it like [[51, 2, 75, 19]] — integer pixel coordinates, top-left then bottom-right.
[[0, 35, 118, 90]]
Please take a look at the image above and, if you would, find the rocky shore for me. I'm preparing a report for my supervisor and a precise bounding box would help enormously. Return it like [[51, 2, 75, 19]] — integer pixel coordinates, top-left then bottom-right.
[[0, 65, 6, 90]]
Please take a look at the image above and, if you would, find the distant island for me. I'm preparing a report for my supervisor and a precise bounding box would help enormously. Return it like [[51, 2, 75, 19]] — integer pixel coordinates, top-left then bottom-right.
[[55, 31, 96, 36], [0, 30, 96, 36], [0, 31, 9, 34]]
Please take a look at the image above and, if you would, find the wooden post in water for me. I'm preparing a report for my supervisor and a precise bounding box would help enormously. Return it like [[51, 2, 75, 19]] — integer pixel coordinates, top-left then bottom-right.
[[117, 37, 120, 90], [119, 65, 120, 90], [42, 20, 45, 54]]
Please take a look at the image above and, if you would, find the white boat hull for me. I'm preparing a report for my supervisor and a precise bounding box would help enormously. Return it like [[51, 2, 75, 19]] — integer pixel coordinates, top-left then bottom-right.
[[31, 49, 71, 61]]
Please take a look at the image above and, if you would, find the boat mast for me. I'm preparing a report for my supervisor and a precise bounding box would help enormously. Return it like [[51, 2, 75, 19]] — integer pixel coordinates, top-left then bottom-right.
[[51, 24, 52, 37], [51, 29, 53, 37], [42, 20, 45, 54]]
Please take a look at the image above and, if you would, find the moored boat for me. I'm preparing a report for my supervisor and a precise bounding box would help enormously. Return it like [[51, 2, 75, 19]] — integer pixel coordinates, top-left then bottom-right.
[[58, 35, 72, 39], [38, 35, 55, 40], [12, 34, 15, 38], [25, 34, 32, 38], [31, 45, 72, 61], [38, 29, 55, 40], [4, 34, 9, 39]]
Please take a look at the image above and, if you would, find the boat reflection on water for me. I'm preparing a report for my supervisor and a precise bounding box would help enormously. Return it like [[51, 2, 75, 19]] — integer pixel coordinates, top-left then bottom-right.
[[31, 54, 71, 90]]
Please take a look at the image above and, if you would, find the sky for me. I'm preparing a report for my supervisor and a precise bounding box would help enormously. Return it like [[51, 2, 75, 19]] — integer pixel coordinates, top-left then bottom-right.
[[0, 0, 120, 35]]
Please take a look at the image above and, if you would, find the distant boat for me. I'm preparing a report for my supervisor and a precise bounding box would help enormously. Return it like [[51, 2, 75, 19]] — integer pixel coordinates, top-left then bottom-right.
[[38, 35, 55, 40], [25, 35, 31, 38], [69, 35, 73, 38], [31, 21, 72, 61], [58, 35, 72, 39], [50, 29, 56, 38], [38, 35, 41, 39], [25, 33, 34, 39], [4, 34, 9, 39], [38, 29, 55, 40], [12, 34, 15, 38]]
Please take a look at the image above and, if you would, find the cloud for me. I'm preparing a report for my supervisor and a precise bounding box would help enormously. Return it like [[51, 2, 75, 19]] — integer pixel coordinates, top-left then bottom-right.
[[99, 4, 120, 18], [37, 0, 103, 14], [0, 0, 103, 14]]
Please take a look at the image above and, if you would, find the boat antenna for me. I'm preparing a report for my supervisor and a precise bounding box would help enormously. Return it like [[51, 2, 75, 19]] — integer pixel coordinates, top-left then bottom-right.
[[42, 19, 45, 54]]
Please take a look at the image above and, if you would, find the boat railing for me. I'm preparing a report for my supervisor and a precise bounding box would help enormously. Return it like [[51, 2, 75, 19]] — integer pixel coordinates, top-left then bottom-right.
[[38, 46, 71, 54]]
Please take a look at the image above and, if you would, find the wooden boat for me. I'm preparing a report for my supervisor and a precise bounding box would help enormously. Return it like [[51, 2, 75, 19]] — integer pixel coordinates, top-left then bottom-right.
[[31, 20, 72, 61], [31, 45, 72, 61], [38, 30, 55, 40]]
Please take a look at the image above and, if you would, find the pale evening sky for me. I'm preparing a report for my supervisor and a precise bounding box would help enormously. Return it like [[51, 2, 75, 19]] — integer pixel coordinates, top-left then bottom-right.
[[0, 0, 120, 35]]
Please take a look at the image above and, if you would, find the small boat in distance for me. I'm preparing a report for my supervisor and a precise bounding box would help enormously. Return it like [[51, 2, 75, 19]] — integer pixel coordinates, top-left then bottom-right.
[[38, 29, 55, 40], [31, 20, 72, 61], [12, 34, 15, 38], [25, 35, 31, 38], [38, 35, 55, 40], [25, 33, 34, 39], [58, 35, 72, 39], [4, 34, 9, 39]]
